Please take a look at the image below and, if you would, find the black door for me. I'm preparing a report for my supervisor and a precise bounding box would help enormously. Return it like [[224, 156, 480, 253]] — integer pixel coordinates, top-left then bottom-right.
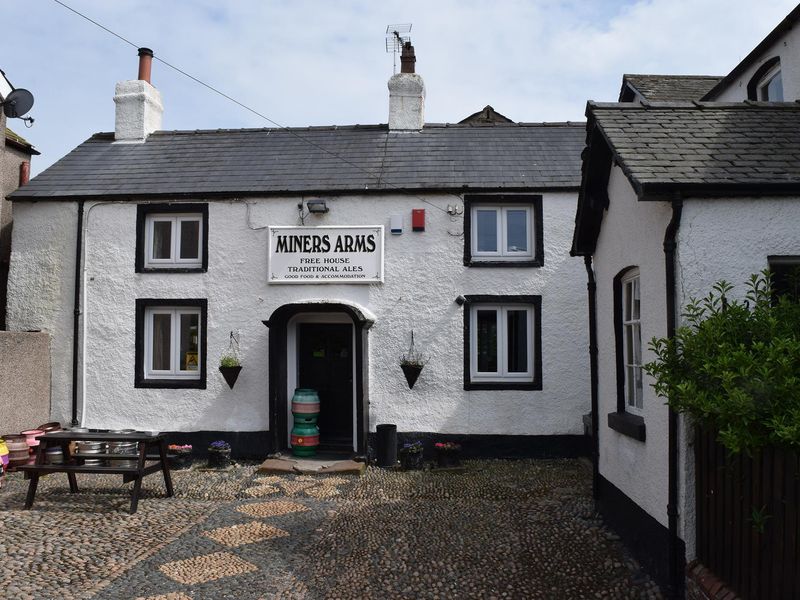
[[297, 323, 353, 451]]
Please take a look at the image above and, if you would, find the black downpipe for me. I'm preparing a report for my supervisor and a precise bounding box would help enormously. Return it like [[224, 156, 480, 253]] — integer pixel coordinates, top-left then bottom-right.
[[584, 255, 600, 499], [663, 197, 683, 599], [70, 199, 85, 427]]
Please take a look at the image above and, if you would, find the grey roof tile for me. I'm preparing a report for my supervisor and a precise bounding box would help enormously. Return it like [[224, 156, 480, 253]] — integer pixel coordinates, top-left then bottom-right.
[[621, 74, 724, 102], [11, 123, 584, 199], [589, 101, 800, 194]]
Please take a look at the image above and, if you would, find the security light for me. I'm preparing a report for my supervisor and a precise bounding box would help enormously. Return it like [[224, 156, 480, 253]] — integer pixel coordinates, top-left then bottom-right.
[[306, 199, 329, 214]]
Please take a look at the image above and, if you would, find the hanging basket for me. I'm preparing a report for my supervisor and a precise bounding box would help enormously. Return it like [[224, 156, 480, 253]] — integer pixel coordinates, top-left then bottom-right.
[[219, 365, 242, 389], [401, 363, 423, 389]]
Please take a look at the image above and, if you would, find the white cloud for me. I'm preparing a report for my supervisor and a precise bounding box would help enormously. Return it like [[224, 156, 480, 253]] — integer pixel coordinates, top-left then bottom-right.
[[3, 0, 797, 174]]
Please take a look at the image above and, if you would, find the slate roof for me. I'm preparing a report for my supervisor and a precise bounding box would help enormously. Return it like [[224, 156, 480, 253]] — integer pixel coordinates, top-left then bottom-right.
[[620, 75, 723, 102], [572, 101, 800, 255], [5, 127, 39, 155], [10, 122, 585, 200], [590, 101, 800, 197]]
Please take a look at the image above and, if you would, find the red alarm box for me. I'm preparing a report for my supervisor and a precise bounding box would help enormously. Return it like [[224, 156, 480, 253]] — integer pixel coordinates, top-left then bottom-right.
[[412, 209, 425, 232]]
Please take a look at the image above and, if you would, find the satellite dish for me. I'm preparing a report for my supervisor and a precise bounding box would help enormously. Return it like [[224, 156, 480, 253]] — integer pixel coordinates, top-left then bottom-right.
[[2, 88, 34, 118]]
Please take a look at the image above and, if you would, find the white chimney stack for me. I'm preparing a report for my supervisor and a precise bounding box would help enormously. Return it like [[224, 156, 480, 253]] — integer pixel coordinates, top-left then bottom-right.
[[388, 42, 425, 131], [114, 48, 163, 142]]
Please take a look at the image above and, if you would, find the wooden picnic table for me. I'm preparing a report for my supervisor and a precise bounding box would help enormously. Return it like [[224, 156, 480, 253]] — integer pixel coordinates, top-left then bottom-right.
[[18, 430, 174, 514]]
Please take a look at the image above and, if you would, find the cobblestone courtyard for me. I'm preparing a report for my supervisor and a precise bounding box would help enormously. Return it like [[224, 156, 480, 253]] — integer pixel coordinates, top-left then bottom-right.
[[0, 459, 662, 600]]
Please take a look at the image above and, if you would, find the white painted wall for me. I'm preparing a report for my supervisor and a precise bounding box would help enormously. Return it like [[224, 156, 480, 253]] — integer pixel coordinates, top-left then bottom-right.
[[7, 201, 78, 426], [675, 195, 800, 558], [7, 192, 589, 438], [592, 165, 673, 528], [710, 25, 800, 101]]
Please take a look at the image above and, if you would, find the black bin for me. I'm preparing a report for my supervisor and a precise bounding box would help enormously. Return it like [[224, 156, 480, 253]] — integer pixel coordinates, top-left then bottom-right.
[[376, 423, 397, 468]]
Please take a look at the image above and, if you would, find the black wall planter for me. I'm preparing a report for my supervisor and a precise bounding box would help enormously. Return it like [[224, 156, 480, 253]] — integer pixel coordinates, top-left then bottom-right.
[[401, 363, 423, 389], [219, 366, 242, 389]]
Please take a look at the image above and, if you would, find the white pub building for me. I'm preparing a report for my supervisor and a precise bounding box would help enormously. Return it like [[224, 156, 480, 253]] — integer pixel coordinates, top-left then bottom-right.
[[7, 45, 590, 458]]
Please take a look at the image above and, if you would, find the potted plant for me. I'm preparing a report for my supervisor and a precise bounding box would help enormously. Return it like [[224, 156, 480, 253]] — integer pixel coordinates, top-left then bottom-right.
[[207, 440, 232, 469], [219, 353, 242, 389], [399, 441, 424, 470], [167, 444, 193, 470], [434, 441, 462, 468], [400, 330, 427, 389]]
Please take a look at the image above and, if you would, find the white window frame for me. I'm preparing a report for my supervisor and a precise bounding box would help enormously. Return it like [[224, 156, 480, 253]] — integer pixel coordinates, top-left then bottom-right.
[[143, 306, 202, 380], [470, 304, 534, 382], [621, 270, 643, 412], [144, 213, 203, 268], [470, 205, 533, 260], [758, 64, 783, 101]]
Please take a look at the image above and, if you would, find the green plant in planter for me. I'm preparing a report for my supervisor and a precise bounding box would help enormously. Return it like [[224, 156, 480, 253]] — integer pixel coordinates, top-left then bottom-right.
[[645, 271, 800, 454], [220, 354, 241, 368]]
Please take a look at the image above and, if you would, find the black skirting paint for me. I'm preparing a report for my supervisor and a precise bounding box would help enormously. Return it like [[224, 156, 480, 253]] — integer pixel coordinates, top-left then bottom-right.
[[370, 432, 590, 460], [163, 430, 272, 459], [596, 474, 685, 593], [161, 430, 590, 461]]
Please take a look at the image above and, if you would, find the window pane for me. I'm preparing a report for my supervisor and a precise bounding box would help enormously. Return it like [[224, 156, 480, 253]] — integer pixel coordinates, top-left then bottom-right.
[[476, 210, 498, 252], [179, 313, 200, 371], [633, 323, 642, 365], [762, 71, 783, 101], [476, 309, 498, 372], [152, 221, 172, 259], [626, 366, 635, 407], [507, 309, 528, 372], [151, 313, 171, 370], [634, 367, 643, 409], [506, 210, 528, 253], [179, 220, 200, 260], [625, 326, 633, 364], [632, 278, 640, 320]]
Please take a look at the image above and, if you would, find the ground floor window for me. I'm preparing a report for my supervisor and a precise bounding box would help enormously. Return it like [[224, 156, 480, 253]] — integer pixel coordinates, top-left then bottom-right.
[[463, 295, 542, 390], [135, 299, 207, 389]]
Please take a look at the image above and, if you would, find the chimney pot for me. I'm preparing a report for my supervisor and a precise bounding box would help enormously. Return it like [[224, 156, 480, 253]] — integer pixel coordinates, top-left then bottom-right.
[[19, 161, 30, 186], [137, 47, 154, 84], [400, 42, 416, 74]]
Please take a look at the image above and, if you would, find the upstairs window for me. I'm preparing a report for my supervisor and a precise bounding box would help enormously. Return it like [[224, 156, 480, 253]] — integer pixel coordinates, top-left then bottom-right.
[[146, 214, 202, 268], [464, 195, 543, 267], [136, 204, 208, 272], [747, 57, 784, 102]]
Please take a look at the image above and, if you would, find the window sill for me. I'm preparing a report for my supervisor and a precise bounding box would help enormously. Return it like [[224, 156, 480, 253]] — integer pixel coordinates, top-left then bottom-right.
[[464, 381, 541, 391], [138, 267, 207, 274], [135, 378, 206, 390], [464, 259, 543, 268], [607, 411, 646, 442]]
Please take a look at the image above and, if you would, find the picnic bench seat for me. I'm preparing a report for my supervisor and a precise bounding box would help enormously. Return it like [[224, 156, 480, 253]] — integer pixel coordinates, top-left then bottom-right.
[[18, 430, 174, 514]]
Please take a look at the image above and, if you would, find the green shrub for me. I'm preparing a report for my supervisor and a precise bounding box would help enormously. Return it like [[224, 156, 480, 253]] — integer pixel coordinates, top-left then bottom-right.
[[645, 272, 800, 453], [219, 353, 241, 368]]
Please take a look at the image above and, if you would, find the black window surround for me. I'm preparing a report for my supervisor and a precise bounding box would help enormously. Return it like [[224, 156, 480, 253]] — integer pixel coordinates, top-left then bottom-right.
[[611, 266, 646, 442], [135, 203, 209, 273], [462, 294, 543, 391], [135, 298, 208, 389], [463, 194, 544, 267], [768, 255, 800, 300]]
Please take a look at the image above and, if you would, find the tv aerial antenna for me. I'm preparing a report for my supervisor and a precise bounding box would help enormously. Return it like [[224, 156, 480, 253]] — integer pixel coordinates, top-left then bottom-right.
[[385, 24, 412, 74]]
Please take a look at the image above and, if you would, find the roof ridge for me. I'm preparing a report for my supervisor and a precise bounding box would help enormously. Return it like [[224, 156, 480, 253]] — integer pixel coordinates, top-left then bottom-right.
[[588, 100, 800, 110]]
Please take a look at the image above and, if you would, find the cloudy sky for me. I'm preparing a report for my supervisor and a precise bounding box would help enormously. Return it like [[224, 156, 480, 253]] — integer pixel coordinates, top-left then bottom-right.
[[4, 0, 798, 174]]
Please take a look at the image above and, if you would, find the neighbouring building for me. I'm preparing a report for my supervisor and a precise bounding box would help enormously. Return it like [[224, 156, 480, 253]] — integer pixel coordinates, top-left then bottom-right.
[[572, 4, 800, 597], [7, 45, 590, 459], [0, 69, 38, 329]]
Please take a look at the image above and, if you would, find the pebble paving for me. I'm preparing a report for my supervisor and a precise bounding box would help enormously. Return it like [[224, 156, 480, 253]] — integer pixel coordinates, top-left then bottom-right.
[[0, 459, 663, 599]]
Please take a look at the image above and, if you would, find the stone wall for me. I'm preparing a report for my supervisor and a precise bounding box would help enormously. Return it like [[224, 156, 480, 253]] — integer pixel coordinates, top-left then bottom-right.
[[0, 331, 51, 433]]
